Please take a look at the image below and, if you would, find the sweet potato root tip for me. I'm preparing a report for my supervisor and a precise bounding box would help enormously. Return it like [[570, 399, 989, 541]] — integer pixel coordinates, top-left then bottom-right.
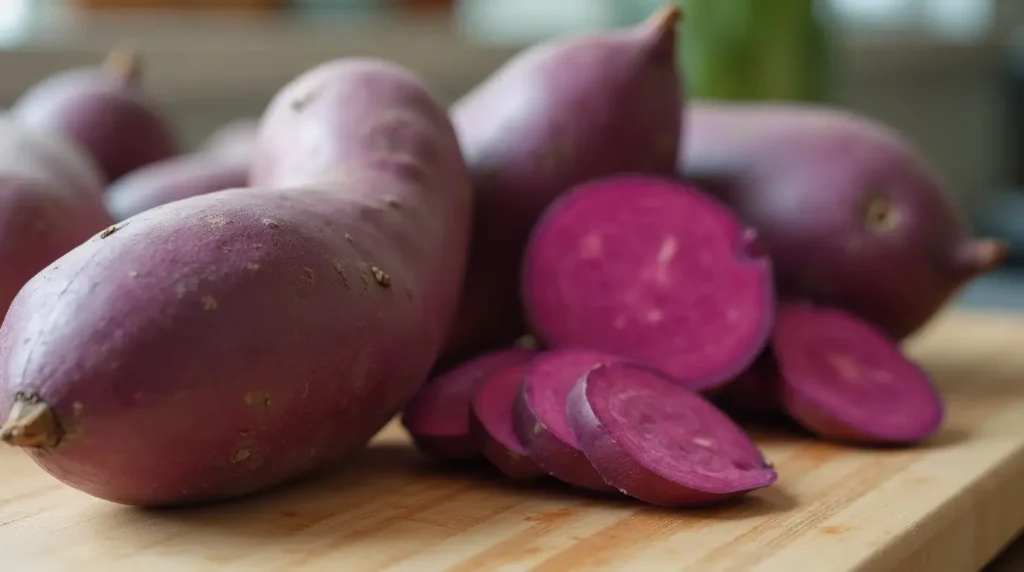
[[0, 394, 62, 448], [965, 238, 1009, 275], [102, 46, 143, 84]]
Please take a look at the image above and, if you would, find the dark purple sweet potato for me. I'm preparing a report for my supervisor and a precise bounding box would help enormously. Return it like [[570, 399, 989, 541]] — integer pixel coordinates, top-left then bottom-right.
[[772, 302, 944, 445], [513, 347, 626, 491], [712, 352, 785, 423], [401, 347, 536, 460], [469, 361, 546, 479], [103, 152, 251, 221], [0, 114, 113, 318], [567, 361, 777, 507], [0, 59, 471, 506], [12, 48, 179, 183], [521, 174, 775, 392], [444, 5, 684, 360], [680, 101, 1007, 340]]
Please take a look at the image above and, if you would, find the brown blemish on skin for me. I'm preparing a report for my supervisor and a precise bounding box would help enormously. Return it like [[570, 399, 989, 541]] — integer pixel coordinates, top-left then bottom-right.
[[244, 390, 271, 408], [370, 266, 391, 287], [863, 193, 900, 234], [206, 215, 229, 226], [128, 270, 139, 278], [0, 393, 62, 448], [99, 225, 119, 239], [303, 267, 316, 284], [331, 260, 350, 289], [247, 263, 261, 271], [201, 295, 218, 310], [231, 446, 252, 463], [262, 218, 280, 229], [385, 197, 401, 209]]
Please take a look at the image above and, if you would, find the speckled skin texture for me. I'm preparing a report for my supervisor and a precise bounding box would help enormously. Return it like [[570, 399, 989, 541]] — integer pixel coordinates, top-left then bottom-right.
[[444, 8, 684, 360], [0, 59, 471, 506], [13, 68, 179, 183], [0, 114, 112, 318], [681, 102, 995, 340]]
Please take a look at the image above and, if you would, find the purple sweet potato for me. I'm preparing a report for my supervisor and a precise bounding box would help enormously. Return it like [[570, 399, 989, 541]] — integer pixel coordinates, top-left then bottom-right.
[[444, 5, 684, 360], [0, 113, 113, 318], [522, 174, 775, 392], [0, 59, 471, 506], [712, 352, 785, 423], [680, 101, 1007, 340], [12, 47, 179, 183], [104, 152, 251, 222], [201, 118, 259, 159], [469, 361, 546, 479], [401, 347, 536, 460], [513, 347, 627, 491], [772, 302, 944, 445], [567, 361, 777, 507]]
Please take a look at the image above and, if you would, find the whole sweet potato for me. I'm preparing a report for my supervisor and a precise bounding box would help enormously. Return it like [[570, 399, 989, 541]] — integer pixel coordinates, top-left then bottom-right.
[[0, 113, 112, 317], [680, 101, 1006, 339], [443, 5, 684, 359], [12, 48, 179, 183], [0, 59, 471, 506]]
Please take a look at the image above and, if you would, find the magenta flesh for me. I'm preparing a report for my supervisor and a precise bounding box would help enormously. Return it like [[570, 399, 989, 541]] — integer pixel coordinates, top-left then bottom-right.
[[772, 302, 944, 445], [566, 362, 777, 507], [470, 362, 545, 479], [522, 174, 775, 392], [401, 348, 536, 460], [443, 5, 684, 361], [513, 347, 627, 491]]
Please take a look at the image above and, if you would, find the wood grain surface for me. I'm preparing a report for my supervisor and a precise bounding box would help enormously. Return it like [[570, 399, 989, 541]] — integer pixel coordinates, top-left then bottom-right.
[[1, 309, 1023, 571]]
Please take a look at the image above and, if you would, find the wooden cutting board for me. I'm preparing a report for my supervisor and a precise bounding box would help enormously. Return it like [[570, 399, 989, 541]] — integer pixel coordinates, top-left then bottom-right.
[[2, 309, 1024, 571]]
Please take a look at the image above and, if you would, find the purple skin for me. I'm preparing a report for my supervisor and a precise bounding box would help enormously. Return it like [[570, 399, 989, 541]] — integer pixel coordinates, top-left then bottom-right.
[[566, 362, 778, 508], [469, 362, 546, 480], [443, 5, 684, 361], [772, 302, 945, 445], [521, 174, 775, 393], [12, 49, 179, 183], [201, 119, 259, 160], [513, 347, 627, 491], [679, 101, 1007, 340], [0, 114, 113, 318], [103, 152, 251, 221], [401, 347, 537, 460], [0, 60, 471, 507]]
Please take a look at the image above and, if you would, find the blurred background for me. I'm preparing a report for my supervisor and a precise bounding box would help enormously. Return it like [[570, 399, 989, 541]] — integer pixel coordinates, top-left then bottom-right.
[[1, 0, 1023, 306]]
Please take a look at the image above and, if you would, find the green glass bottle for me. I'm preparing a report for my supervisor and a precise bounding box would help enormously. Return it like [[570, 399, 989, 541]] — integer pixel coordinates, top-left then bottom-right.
[[623, 0, 834, 102]]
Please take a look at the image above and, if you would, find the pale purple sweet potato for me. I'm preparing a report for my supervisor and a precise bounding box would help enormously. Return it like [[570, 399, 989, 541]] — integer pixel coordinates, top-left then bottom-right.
[[513, 347, 627, 491], [201, 118, 259, 159], [0, 59, 471, 506], [12, 48, 179, 183], [469, 361, 546, 479], [443, 5, 684, 360], [680, 101, 1006, 340], [772, 302, 944, 445], [0, 114, 113, 318], [401, 347, 536, 460], [522, 174, 775, 392], [567, 361, 777, 507], [103, 152, 250, 221]]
